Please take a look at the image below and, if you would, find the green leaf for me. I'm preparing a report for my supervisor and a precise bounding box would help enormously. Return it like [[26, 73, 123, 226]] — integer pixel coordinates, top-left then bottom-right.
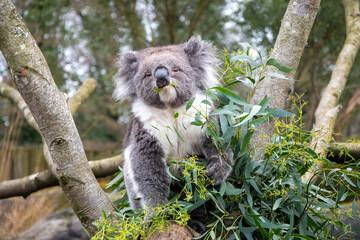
[[352, 198, 356, 216], [246, 76, 256, 84], [212, 87, 247, 106], [219, 181, 226, 196], [150, 124, 160, 131], [225, 182, 244, 195], [267, 108, 294, 117], [211, 108, 237, 116], [191, 112, 203, 126], [328, 168, 340, 176], [186, 96, 195, 111], [266, 58, 293, 73], [252, 213, 269, 238], [267, 72, 289, 80], [230, 55, 256, 66], [201, 99, 212, 106], [219, 114, 228, 134], [166, 166, 180, 181], [174, 112, 179, 119], [248, 179, 262, 194], [106, 171, 123, 189], [272, 198, 283, 211], [238, 226, 257, 233], [261, 222, 290, 229], [173, 125, 185, 142], [240, 130, 254, 152], [235, 105, 261, 126], [185, 174, 192, 192], [342, 173, 356, 187], [221, 126, 237, 145], [165, 133, 173, 146], [258, 96, 272, 112], [290, 234, 313, 240], [336, 183, 347, 205], [250, 108, 275, 125], [210, 230, 216, 239], [206, 126, 219, 142], [102, 210, 107, 220], [206, 89, 218, 100]]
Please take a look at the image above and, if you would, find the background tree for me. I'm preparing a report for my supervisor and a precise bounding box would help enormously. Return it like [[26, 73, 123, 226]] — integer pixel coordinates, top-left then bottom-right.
[[1, 0, 360, 238]]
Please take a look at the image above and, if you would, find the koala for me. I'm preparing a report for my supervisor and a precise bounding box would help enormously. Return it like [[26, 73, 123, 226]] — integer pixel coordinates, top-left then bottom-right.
[[113, 36, 233, 213]]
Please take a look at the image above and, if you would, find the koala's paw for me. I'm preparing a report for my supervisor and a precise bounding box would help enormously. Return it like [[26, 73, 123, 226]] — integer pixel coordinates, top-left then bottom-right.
[[205, 156, 232, 185]]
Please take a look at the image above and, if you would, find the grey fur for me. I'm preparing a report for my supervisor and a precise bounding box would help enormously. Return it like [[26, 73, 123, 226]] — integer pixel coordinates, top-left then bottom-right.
[[114, 36, 233, 212]]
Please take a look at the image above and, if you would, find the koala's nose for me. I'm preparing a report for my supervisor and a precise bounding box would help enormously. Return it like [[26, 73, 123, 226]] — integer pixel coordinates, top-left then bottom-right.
[[155, 67, 170, 88]]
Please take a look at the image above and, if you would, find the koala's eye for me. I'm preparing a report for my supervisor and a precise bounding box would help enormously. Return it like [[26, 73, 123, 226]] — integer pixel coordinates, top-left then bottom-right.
[[145, 72, 152, 78], [172, 67, 179, 73]]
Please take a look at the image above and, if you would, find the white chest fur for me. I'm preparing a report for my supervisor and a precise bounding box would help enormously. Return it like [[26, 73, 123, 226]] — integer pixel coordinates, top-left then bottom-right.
[[132, 93, 211, 160]]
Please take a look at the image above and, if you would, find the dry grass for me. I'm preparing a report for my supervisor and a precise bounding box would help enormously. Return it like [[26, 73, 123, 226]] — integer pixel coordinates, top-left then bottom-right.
[[0, 186, 67, 239]]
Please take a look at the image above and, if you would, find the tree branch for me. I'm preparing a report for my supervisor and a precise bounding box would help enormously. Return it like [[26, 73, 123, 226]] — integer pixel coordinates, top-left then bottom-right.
[[250, 0, 321, 156], [0, 82, 39, 132], [0, 78, 98, 176], [329, 142, 360, 161], [68, 78, 98, 115], [0, 155, 123, 199], [0, 0, 114, 235], [304, 0, 360, 180]]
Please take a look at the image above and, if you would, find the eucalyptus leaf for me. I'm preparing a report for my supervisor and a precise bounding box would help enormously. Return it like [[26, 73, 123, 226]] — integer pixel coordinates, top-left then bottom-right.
[[266, 58, 293, 73], [186, 96, 195, 111], [213, 86, 247, 106]]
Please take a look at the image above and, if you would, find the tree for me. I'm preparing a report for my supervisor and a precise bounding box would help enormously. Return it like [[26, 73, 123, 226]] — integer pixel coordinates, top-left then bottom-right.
[[1, 0, 360, 238], [305, 0, 360, 180], [250, 0, 321, 155], [0, 0, 114, 235]]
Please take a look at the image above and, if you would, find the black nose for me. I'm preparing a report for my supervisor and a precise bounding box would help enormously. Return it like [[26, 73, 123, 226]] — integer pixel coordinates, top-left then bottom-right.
[[155, 67, 169, 88]]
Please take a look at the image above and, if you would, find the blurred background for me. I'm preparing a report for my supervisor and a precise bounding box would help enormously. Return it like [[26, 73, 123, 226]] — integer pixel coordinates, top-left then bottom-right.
[[0, 0, 359, 238], [0, 0, 359, 179]]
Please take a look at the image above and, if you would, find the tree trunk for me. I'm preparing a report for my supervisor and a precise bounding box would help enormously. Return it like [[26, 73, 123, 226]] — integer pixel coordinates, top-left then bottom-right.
[[0, 0, 115, 235], [304, 0, 360, 180], [250, 0, 321, 155]]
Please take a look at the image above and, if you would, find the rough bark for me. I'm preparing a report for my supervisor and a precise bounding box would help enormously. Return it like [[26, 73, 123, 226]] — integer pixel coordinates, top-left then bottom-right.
[[0, 155, 122, 199], [250, 0, 321, 155], [0, 0, 114, 235], [304, 0, 360, 180], [148, 222, 196, 240]]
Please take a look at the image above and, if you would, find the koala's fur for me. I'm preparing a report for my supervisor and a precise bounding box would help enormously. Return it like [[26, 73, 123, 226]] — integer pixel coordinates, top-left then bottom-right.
[[113, 36, 233, 212]]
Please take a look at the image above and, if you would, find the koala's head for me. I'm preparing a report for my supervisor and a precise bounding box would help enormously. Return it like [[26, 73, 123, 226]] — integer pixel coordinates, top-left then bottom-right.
[[113, 36, 219, 108]]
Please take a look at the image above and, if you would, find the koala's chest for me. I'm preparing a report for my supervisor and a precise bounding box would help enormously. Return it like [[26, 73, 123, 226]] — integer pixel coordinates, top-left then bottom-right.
[[132, 94, 211, 159]]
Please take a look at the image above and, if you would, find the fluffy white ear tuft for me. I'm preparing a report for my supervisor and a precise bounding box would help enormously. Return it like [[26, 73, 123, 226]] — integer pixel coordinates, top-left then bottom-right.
[[113, 51, 139, 101], [184, 36, 220, 89]]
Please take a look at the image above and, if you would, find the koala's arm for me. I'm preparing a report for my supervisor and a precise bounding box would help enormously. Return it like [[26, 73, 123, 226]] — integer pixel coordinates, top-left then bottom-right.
[[123, 118, 170, 210], [202, 136, 234, 185]]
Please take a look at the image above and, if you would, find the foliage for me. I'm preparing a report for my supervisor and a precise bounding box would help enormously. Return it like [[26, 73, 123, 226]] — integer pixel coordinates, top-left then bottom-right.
[[4, 1, 359, 144], [93, 200, 190, 239], [93, 47, 360, 239]]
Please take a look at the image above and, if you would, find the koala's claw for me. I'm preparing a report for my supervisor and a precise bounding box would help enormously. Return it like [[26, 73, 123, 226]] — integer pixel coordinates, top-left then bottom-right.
[[206, 156, 232, 185]]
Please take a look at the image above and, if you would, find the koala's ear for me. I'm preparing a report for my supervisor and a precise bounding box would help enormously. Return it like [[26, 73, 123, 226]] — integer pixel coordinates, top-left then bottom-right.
[[184, 36, 220, 88], [113, 51, 139, 101]]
